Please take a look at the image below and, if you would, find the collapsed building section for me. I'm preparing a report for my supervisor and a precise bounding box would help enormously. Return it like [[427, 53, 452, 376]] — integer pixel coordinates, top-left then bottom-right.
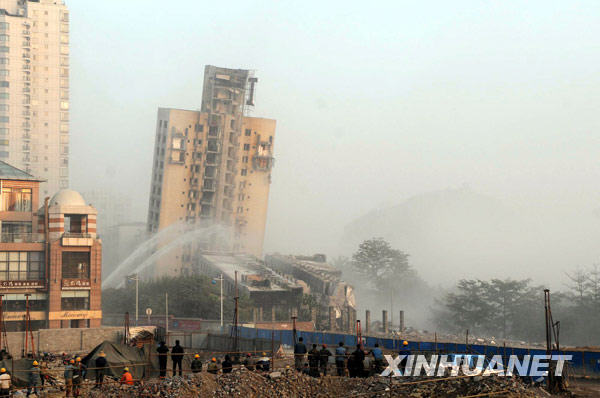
[[264, 254, 356, 331], [196, 254, 304, 323]]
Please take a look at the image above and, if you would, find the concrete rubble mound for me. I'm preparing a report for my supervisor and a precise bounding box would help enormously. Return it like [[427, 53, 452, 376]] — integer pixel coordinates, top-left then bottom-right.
[[79, 368, 548, 397]]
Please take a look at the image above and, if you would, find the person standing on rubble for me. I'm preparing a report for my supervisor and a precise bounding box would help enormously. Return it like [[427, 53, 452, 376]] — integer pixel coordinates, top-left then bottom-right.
[[319, 344, 331, 376], [157, 341, 169, 378], [370, 343, 384, 374], [73, 357, 86, 397], [191, 354, 203, 373], [350, 344, 365, 378], [207, 358, 219, 374], [64, 359, 75, 397], [294, 337, 307, 371], [26, 360, 41, 397], [171, 340, 184, 377], [399, 341, 410, 376], [0, 368, 10, 398], [94, 351, 108, 389], [308, 344, 320, 377], [335, 342, 346, 377], [222, 355, 233, 374]]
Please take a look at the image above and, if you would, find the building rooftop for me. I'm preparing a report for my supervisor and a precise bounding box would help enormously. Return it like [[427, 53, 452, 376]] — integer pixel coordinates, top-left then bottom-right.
[[50, 189, 87, 207], [0, 161, 43, 182]]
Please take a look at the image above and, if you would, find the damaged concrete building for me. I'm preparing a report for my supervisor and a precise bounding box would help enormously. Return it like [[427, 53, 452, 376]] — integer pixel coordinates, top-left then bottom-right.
[[196, 254, 304, 323], [264, 254, 356, 331]]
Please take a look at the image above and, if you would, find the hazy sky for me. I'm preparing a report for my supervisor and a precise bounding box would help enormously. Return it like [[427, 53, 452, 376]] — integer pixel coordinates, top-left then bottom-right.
[[69, 1, 600, 279]]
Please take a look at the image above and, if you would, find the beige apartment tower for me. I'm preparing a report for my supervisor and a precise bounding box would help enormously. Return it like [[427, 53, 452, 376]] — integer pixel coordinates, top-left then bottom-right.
[[0, 0, 70, 198], [147, 66, 275, 273]]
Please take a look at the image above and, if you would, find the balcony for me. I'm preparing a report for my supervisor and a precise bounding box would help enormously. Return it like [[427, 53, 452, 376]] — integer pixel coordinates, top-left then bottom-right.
[[62, 233, 93, 247], [0, 233, 44, 243]]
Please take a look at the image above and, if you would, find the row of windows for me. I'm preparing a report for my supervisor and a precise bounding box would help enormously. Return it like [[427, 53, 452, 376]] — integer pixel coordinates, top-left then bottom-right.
[[0, 251, 44, 281]]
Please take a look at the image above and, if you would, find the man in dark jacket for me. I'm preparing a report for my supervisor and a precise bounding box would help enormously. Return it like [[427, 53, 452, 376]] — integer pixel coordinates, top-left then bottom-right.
[[171, 340, 184, 376], [352, 345, 366, 378], [308, 344, 320, 377], [319, 344, 331, 376], [157, 341, 169, 378], [94, 351, 108, 389], [221, 355, 233, 373], [294, 337, 307, 371]]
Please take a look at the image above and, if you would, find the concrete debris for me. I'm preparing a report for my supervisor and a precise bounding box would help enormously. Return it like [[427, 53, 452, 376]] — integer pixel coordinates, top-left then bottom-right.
[[73, 369, 548, 397]]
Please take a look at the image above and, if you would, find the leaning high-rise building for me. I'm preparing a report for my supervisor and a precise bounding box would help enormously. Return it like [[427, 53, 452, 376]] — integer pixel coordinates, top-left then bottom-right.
[[0, 0, 70, 197], [147, 66, 275, 274]]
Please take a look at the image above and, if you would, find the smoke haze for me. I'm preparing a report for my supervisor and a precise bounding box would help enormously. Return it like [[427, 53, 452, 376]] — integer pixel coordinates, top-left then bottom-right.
[[67, 1, 600, 289]]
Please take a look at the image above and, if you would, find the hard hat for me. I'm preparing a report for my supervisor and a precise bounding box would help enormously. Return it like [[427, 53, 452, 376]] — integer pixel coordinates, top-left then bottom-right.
[[403, 341, 408, 346], [99, 351, 106, 357], [211, 357, 216, 362], [194, 354, 200, 359], [0, 368, 5, 373], [124, 367, 129, 372], [32, 361, 38, 366], [69, 359, 75, 364], [322, 344, 327, 348], [76, 357, 81, 362], [262, 352, 266, 356]]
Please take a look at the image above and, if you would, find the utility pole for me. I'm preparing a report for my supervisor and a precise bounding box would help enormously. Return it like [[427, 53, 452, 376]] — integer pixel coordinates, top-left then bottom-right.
[[214, 274, 224, 328], [233, 271, 239, 358], [165, 292, 169, 343], [128, 274, 139, 326]]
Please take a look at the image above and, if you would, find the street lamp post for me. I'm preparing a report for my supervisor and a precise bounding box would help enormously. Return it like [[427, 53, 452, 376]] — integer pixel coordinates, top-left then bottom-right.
[[128, 274, 139, 326], [212, 274, 224, 328]]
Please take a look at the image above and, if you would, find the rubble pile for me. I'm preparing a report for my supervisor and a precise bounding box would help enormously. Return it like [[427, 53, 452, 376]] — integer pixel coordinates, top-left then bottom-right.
[[77, 369, 547, 397]]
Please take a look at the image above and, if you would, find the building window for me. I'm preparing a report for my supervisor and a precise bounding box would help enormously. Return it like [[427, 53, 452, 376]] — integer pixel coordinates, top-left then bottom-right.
[[0, 252, 44, 280], [245, 129, 251, 136], [61, 252, 90, 279], [0, 104, 7, 111], [242, 156, 248, 163], [0, 46, 7, 52], [4, 293, 47, 312], [0, 92, 8, 99], [241, 169, 247, 176], [64, 214, 87, 234], [0, 116, 7, 122], [243, 144, 250, 151], [0, 58, 6, 65], [61, 291, 90, 311], [0, 70, 7, 77], [0, 151, 7, 158], [0, 23, 8, 30], [0, 188, 32, 211], [0, 128, 7, 135]]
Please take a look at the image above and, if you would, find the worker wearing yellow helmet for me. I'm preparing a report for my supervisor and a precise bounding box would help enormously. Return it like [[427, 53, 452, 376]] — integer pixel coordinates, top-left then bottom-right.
[[120, 367, 133, 386], [191, 354, 203, 374], [0, 367, 10, 397], [27, 360, 42, 396]]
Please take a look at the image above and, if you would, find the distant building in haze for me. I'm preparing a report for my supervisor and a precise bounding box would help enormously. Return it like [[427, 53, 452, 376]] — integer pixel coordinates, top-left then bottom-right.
[[0, 0, 70, 198], [147, 66, 275, 274]]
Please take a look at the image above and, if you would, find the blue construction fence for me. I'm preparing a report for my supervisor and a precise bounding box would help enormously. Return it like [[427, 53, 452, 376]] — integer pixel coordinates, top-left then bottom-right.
[[236, 326, 600, 376]]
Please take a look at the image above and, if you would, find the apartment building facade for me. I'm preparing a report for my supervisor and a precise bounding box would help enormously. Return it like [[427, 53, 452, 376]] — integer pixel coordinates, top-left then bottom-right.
[[0, 161, 101, 331], [147, 66, 275, 274], [0, 0, 70, 198]]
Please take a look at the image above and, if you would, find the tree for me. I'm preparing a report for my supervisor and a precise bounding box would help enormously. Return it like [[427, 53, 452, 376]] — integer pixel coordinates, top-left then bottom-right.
[[351, 238, 413, 290], [434, 278, 545, 341]]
